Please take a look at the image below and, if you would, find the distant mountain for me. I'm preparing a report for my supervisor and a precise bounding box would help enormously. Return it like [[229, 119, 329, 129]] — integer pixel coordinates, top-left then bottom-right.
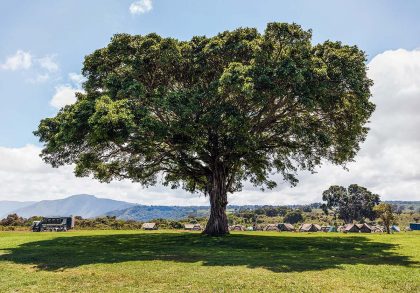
[[12, 194, 136, 218], [0, 201, 36, 218], [106, 205, 210, 221]]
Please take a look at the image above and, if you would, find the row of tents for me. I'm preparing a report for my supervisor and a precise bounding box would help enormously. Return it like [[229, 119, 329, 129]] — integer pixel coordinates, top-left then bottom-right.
[[141, 222, 402, 233], [229, 223, 401, 233], [141, 222, 203, 231]]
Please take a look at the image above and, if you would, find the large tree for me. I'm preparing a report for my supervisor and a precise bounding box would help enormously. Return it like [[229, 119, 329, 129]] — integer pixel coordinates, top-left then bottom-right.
[[321, 184, 380, 223], [35, 23, 374, 236]]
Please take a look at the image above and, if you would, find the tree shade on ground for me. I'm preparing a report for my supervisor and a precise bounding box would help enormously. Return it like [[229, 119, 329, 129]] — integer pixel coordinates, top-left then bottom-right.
[[0, 231, 418, 292]]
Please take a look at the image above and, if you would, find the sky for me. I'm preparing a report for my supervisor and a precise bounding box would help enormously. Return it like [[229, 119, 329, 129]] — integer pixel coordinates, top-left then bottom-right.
[[0, 0, 419, 205]]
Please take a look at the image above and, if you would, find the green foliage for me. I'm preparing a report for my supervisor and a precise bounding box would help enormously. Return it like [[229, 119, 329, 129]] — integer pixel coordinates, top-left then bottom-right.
[[0, 215, 42, 231], [321, 184, 380, 223], [264, 207, 280, 217], [107, 205, 209, 221], [0, 214, 42, 227], [302, 206, 312, 212], [0, 214, 25, 226], [35, 22, 374, 199], [283, 210, 304, 224], [75, 216, 143, 230], [374, 203, 395, 234]]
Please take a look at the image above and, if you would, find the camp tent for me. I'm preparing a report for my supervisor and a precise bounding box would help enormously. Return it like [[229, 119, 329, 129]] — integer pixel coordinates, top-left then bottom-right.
[[321, 226, 331, 232], [391, 225, 400, 232], [229, 225, 245, 231], [264, 224, 280, 231], [344, 223, 372, 233], [142, 222, 157, 230], [344, 224, 359, 233], [184, 223, 202, 231], [371, 225, 384, 233], [299, 223, 321, 232], [328, 226, 337, 232], [356, 223, 372, 233], [278, 223, 295, 231]]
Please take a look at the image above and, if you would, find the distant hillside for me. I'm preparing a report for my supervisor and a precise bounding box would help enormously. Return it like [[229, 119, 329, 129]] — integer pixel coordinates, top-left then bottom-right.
[[385, 201, 420, 211], [108, 201, 420, 222], [0, 201, 36, 218], [12, 194, 136, 218], [3, 194, 418, 221], [106, 205, 210, 221]]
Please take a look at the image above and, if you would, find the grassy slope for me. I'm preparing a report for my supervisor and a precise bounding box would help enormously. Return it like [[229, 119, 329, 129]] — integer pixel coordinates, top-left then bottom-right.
[[0, 230, 418, 292]]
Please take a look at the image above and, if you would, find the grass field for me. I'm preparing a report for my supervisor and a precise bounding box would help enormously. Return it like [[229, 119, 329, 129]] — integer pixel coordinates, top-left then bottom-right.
[[0, 230, 419, 292]]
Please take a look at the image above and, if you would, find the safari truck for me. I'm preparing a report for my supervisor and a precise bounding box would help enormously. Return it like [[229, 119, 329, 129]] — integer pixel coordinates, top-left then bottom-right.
[[32, 216, 75, 232]]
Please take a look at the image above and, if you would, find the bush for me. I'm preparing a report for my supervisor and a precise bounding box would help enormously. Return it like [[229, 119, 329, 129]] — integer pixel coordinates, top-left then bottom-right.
[[0, 214, 25, 226], [283, 210, 304, 224]]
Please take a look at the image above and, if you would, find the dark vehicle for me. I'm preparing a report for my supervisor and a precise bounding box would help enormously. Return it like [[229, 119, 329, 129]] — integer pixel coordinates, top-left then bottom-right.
[[32, 216, 75, 232]]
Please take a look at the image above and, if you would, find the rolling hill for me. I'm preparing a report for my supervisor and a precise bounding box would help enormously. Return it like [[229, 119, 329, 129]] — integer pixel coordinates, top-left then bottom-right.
[[0, 201, 36, 218]]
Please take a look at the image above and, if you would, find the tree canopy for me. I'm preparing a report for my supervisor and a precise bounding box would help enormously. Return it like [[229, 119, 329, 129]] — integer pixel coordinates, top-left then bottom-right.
[[283, 210, 304, 224], [35, 23, 374, 235], [374, 203, 395, 234], [321, 184, 380, 223]]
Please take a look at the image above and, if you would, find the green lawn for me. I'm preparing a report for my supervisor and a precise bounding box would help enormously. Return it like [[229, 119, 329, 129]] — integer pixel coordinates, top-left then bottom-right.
[[0, 230, 418, 292]]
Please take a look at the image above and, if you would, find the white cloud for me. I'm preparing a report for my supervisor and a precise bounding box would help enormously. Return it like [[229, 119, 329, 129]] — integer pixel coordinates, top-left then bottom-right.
[[37, 55, 59, 72], [0, 144, 206, 204], [49, 73, 85, 109], [0, 48, 420, 204], [27, 73, 50, 84], [129, 0, 152, 15], [0, 50, 32, 71], [230, 48, 420, 205], [1, 50, 60, 83], [68, 72, 86, 86], [50, 85, 79, 109]]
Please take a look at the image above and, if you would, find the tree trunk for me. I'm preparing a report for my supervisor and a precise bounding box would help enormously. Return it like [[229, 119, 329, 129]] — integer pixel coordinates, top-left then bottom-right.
[[203, 168, 229, 236]]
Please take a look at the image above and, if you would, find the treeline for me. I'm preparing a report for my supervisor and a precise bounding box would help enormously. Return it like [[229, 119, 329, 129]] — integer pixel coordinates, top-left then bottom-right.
[[75, 216, 207, 230], [227, 208, 335, 227], [228, 200, 420, 229], [0, 214, 208, 231], [0, 214, 42, 230]]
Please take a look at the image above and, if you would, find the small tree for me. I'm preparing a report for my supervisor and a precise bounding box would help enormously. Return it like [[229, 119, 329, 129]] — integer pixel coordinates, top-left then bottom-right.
[[283, 210, 304, 224], [0, 214, 25, 226], [35, 23, 374, 236], [277, 207, 289, 217], [321, 184, 380, 223], [265, 207, 279, 217], [374, 203, 395, 234], [302, 206, 312, 213]]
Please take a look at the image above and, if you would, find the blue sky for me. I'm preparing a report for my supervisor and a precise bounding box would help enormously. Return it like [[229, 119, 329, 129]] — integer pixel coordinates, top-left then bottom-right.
[[1, 0, 420, 147], [0, 1, 419, 203]]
